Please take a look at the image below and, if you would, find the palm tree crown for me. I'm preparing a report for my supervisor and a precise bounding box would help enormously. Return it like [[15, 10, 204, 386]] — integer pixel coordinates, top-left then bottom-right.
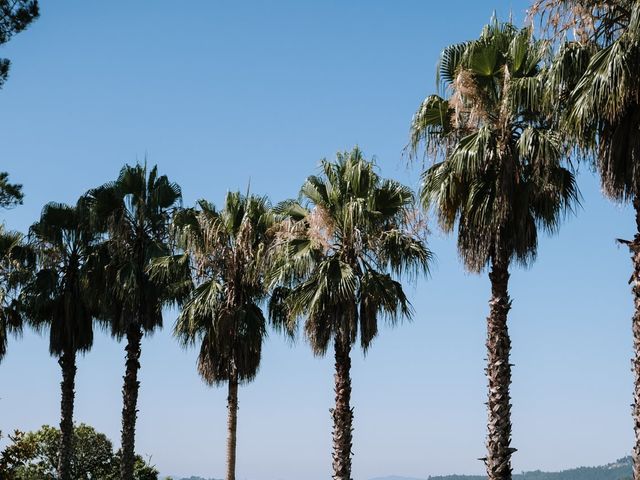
[[88, 163, 183, 335], [270, 147, 431, 353], [559, 2, 640, 203], [0, 225, 33, 361], [25, 200, 99, 356], [170, 192, 274, 385], [411, 20, 578, 272]]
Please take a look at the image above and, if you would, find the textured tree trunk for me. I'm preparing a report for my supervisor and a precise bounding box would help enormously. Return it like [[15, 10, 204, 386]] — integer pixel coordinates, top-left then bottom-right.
[[331, 332, 353, 480], [226, 369, 239, 480], [631, 198, 640, 480], [58, 348, 76, 480], [120, 323, 143, 480], [484, 253, 515, 480]]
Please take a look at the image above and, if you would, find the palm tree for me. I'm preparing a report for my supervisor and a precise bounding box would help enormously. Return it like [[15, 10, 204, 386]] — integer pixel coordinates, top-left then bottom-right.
[[24, 200, 101, 480], [0, 225, 33, 362], [153, 192, 275, 480], [268, 148, 431, 480], [86, 164, 182, 480], [0, 171, 32, 362], [409, 21, 578, 480], [531, 1, 640, 476]]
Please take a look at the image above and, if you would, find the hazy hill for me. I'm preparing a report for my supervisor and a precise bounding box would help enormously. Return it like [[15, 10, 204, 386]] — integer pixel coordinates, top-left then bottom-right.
[[371, 457, 632, 480], [172, 457, 632, 480], [370, 477, 426, 480]]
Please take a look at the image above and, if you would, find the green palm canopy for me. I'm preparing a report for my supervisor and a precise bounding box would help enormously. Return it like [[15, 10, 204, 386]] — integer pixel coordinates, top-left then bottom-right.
[[269, 147, 431, 480], [409, 20, 578, 480], [169, 193, 273, 386], [27, 201, 99, 358], [0, 225, 33, 362], [540, 0, 640, 204], [411, 20, 579, 272]]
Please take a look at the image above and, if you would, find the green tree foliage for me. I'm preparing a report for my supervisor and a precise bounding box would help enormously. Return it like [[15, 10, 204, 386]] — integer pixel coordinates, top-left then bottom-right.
[[0, 0, 39, 89], [174, 477, 221, 480], [0, 172, 23, 209], [0, 424, 159, 480], [269, 147, 431, 480], [0, 430, 38, 477]]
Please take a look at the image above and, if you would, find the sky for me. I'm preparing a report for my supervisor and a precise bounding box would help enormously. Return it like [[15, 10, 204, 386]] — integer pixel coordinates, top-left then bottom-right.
[[0, 1, 634, 479]]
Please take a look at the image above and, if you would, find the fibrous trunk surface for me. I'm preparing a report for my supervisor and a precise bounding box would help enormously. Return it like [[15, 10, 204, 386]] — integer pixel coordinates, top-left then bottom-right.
[[631, 198, 640, 480], [332, 332, 353, 480], [226, 370, 239, 480], [120, 323, 143, 480], [58, 348, 76, 480], [485, 255, 515, 480]]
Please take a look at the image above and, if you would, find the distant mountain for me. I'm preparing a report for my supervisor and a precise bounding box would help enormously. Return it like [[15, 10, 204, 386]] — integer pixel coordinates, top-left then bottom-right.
[[370, 477, 426, 480], [371, 457, 632, 480]]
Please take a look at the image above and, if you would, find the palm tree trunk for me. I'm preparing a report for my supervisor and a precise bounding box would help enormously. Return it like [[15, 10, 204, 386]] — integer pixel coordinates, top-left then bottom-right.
[[120, 323, 143, 480], [226, 368, 239, 480], [332, 332, 353, 480], [58, 348, 76, 480], [631, 197, 640, 480], [485, 253, 515, 480]]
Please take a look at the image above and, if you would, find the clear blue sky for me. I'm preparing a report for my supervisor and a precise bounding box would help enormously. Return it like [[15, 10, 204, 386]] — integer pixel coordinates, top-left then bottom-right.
[[0, 1, 633, 479]]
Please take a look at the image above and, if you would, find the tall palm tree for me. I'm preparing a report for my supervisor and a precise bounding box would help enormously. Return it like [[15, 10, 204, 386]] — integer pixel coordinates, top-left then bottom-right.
[[531, 1, 640, 476], [24, 200, 101, 480], [409, 21, 579, 480], [269, 148, 431, 480], [86, 164, 182, 480], [153, 192, 274, 480], [0, 225, 33, 362]]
